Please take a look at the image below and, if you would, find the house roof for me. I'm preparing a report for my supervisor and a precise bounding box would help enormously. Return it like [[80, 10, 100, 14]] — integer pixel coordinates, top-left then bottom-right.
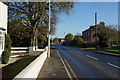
[[82, 22, 105, 33], [2, 2, 8, 6]]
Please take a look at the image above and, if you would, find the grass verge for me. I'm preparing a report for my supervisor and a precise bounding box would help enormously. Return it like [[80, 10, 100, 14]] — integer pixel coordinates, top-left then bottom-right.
[[2, 56, 36, 79], [101, 46, 120, 53]]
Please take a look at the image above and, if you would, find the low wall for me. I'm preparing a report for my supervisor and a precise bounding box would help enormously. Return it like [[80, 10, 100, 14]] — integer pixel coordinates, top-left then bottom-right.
[[29, 46, 47, 56], [14, 47, 48, 79]]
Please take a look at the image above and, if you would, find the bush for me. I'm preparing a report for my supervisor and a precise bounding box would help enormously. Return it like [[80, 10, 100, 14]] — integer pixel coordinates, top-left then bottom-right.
[[2, 50, 10, 64], [5, 34, 11, 53], [65, 33, 74, 45], [82, 41, 95, 48], [38, 35, 47, 48], [70, 36, 85, 47]]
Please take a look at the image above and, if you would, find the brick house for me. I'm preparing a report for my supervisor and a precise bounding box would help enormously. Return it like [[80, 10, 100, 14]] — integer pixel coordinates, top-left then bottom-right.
[[58, 38, 64, 44], [0, 2, 8, 57], [82, 22, 105, 43]]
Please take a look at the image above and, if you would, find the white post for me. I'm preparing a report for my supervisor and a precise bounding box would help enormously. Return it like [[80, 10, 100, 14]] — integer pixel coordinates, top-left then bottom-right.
[[48, 0, 51, 58]]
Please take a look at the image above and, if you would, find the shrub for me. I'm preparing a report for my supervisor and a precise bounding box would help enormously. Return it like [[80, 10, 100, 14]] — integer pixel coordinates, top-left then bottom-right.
[[2, 50, 10, 64], [82, 41, 95, 48], [70, 36, 85, 47], [5, 34, 11, 53], [38, 35, 47, 48]]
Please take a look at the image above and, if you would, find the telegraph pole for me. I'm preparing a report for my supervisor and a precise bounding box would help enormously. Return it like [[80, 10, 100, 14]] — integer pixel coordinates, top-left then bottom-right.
[[95, 13, 97, 25], [95, 12, 98, 49]]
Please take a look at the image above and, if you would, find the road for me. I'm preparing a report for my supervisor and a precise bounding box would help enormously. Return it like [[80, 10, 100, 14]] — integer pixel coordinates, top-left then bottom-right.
[[53, 44, 120, 79]]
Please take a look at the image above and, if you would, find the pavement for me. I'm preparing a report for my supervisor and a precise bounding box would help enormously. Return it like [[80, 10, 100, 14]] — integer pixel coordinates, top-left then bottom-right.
[[37, 48, 70, 79]]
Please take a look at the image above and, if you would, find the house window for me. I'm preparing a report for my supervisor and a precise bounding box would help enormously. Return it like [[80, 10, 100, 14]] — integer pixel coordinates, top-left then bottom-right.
[[0, 35, 4, 50]]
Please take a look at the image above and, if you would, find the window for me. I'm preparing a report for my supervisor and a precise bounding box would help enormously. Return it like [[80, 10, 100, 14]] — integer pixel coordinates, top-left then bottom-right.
[[0, 35, 4, 50]]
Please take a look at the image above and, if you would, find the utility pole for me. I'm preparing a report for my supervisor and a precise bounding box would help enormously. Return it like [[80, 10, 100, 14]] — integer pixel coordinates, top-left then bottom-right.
[[95, 13, 97, 25], [95, 12, 98, 49], [48, 0, 51, 58]]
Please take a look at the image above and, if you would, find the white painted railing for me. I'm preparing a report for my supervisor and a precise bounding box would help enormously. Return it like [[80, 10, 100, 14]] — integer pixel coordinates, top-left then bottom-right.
[[14, 46, 48, 79], [11, 47, 28, 49], [11, 51, 28, 53], [11, 47, 29, 54]]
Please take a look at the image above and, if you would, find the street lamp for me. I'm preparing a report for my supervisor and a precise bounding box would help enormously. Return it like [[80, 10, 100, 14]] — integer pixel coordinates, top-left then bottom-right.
[[48, 0, 51, 58]]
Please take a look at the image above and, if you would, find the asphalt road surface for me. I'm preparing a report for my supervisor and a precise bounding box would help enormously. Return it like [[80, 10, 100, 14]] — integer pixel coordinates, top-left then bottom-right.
[[52, 44, 120, 79]]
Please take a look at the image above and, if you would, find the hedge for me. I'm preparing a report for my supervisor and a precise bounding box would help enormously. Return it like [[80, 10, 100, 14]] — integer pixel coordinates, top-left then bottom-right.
[[2, 50, 10, 64]]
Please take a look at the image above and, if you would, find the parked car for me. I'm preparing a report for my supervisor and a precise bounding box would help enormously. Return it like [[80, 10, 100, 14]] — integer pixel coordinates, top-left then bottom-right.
[[61, 42, 67, 46]]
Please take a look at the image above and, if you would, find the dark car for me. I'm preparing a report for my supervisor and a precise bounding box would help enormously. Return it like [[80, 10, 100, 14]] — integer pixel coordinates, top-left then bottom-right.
[[61, 42, 67, 46]]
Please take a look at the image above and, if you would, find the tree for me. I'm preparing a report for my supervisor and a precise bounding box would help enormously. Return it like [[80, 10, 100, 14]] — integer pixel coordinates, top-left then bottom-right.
[[38, 35, 47, 48], [8, 2, 74, 47], [75, 36, 84, 46], [9, 26, 32, 47], [93, 25, 118, 47], [65, 33, 74, 45], [96, 33, 110, 47], [70, 36, 84, 47]]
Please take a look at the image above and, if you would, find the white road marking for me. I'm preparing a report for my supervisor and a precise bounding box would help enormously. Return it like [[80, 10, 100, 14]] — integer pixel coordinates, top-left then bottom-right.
[[107, 63, 120, 69], [56, 50, 73, 80], [64, 59, 78, 80], [86, 55, 98, 60], [76, 51, 83, 54]]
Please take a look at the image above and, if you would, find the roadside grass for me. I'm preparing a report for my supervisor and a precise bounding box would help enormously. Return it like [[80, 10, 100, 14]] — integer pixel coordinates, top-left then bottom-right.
[[79, 46, 120, 54], [2, 56, 36, 79], [101, 46, 120, 53]]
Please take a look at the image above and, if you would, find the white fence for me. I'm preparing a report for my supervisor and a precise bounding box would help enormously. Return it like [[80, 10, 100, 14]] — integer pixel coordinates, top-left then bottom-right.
[[14, 46, 48, 79], [11, 47, 29, 54]]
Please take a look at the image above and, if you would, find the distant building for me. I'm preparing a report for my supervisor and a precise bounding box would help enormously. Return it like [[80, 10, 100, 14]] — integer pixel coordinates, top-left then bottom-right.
[[0, 2, 8, 57], [58, 38, 64, 43], [53, 38, 64, 44], [82, 22, 105, 43]]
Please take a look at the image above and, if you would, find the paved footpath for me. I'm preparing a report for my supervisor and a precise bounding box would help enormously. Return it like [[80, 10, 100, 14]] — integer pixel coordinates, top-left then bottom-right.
[[37, 48, 70, 79]]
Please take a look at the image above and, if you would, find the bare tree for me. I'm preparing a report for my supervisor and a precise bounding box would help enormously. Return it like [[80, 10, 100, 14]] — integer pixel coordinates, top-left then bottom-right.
[[8, 2, 74, 46]]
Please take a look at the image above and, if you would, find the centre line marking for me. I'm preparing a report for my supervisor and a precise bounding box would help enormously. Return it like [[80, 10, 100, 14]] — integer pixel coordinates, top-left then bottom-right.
[[76, 51, 82, 54], [107, 63, 120, 69], [86, 55, 98, 60]]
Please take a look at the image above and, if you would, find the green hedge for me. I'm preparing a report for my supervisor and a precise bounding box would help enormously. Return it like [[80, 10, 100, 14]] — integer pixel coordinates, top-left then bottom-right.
[[82, 41, 96, 48], [2, 57, 36, 79], [5, 34, 11, 53], [2, 50, 10, 64], [2, 34, 11, 64]]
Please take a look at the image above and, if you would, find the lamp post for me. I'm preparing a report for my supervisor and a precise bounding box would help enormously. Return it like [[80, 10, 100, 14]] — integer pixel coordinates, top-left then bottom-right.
[[48, 0, 51, 58]]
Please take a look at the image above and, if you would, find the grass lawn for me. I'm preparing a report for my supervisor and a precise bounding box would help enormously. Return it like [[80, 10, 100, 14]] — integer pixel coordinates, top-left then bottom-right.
[[2, 56, 36, 79], [101, 46, 120, 53]]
